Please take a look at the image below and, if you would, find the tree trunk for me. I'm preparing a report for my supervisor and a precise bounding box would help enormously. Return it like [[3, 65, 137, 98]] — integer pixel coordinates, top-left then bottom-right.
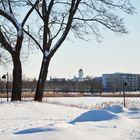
[[11, 55, 22, 101], [34, 57, 50, 102]]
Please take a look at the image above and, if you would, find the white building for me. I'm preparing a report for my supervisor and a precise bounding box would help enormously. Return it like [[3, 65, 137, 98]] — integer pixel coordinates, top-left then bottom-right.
[[72, 69, 84, 81], [79, 69, 84, 80], [102, 73, 140, 92]]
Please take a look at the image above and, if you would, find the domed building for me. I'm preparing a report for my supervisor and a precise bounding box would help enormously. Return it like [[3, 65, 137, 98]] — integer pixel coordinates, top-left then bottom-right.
[[78, 69, 84, 81]]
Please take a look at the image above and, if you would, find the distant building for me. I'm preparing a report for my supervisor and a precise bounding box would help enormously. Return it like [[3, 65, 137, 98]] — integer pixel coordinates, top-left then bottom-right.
[[78, 69, 84, 81], [49, 77, 66, 82], [71, 69, 85, 81], [102, 73, 140, 92]]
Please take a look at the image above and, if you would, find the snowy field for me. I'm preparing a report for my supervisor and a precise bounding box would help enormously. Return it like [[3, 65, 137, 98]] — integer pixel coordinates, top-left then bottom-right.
[[46, 96, 140, 109], [0, 97, 140, 140]]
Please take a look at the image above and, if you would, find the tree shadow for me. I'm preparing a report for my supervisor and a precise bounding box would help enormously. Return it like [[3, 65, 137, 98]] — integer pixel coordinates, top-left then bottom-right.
[[14, 127, 57, 135]]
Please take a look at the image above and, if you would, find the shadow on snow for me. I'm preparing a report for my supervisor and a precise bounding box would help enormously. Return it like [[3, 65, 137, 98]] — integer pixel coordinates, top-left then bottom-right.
[[69, 105, 131, 124], [14, 127, 57, 135], [70, 109, 118, 124]]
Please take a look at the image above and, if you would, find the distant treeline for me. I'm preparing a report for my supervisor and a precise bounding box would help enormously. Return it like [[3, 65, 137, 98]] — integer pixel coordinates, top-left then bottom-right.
[[0, 79, 102, 93]]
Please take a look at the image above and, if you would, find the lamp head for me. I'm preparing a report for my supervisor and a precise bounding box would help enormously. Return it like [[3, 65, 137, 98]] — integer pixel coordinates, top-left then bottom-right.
[[2, 75, 6, 79]]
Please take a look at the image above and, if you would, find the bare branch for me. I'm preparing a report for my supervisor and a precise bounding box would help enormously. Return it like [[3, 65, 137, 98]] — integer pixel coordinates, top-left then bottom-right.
[[48, 0, 54, 15], [22, 0, 40, 27], [49, 0, 81, 58], [0, 28, 13, 53], [50, 13, 67, 41], [27, 0, 43, 20], [0, 8, 19, 30], [7, 0, 14, 15], [1, 0, 6, 9], [42, 0, 47, 18], [23, 28, 43, 53]]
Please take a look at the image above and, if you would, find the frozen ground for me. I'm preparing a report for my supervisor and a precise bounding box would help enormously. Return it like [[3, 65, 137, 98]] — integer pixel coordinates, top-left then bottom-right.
[[0, 97, 140, 140]]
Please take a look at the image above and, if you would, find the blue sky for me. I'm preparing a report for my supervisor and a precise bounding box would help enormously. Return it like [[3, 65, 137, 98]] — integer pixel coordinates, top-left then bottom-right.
[[1, 1, 140, 80]]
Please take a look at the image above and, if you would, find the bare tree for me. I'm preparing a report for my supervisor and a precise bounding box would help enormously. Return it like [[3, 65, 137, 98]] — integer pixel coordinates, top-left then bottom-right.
[[24, 0, 135, 101], [0, 0, 39, 101]]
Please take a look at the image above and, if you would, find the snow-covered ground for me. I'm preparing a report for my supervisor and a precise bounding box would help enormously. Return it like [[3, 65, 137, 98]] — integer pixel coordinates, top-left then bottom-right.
[[0, 97, 140, 140], [46, 96, 140, 109]]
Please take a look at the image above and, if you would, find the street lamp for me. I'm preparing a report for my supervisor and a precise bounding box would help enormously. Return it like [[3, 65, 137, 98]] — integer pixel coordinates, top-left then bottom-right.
[[123, 81, 128, 107], [2, 73, 9, 102]]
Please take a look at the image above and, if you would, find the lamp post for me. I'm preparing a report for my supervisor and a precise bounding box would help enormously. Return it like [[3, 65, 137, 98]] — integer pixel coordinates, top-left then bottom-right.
[[123, 81, 128, 107], [2, 73, 9, 102]]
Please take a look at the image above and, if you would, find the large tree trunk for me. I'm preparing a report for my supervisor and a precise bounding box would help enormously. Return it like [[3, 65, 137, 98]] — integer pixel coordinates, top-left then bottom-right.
[[34, 57, 50, 102], [11, 55, 22, 101]]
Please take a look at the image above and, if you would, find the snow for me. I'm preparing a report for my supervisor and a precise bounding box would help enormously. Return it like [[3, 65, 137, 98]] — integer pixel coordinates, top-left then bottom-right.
[[103, 105, 129, 113], [12, 47, 16, 51], [0, 97, 140, 140], [45, 50, 49, 58], [17, 26, 23, 37], [46, 96, 140, 109], [70, 109, 118, 123]]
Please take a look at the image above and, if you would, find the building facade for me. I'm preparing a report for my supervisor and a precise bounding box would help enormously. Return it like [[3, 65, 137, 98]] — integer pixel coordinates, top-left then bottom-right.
[[102, 73, 140, 92]]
